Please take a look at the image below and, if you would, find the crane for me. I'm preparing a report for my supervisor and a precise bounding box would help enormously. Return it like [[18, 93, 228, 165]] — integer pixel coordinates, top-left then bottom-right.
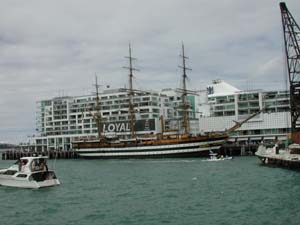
[[280, 2, 300, 144]]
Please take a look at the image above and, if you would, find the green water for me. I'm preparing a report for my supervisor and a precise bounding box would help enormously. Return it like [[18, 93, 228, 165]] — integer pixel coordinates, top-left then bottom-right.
[[0, 157, 300, 225]]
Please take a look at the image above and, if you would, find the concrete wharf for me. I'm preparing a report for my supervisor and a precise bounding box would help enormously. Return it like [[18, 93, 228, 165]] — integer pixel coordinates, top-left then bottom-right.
[[255, 144, 300, 170], [256, 153, 300, 169]]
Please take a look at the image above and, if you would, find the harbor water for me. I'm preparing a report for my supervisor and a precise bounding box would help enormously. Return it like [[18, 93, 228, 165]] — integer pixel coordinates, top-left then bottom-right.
[[0, 157, 300, 225]]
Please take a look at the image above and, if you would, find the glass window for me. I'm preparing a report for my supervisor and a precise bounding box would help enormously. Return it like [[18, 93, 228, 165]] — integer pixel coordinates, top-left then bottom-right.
[[225, 104, 235, 110], [238, 103, 248, 109]]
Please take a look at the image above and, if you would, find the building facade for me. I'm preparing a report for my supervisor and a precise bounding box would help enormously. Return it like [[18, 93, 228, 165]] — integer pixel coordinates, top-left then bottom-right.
[[28, 80, 291, 151], [31, 88, 198, 151], [198, 80, 291, 144]]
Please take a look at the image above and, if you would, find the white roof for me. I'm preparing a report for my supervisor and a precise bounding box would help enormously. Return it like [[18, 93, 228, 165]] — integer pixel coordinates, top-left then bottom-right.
[[20, 156, 48, 160], [207, 80, 240, 97]]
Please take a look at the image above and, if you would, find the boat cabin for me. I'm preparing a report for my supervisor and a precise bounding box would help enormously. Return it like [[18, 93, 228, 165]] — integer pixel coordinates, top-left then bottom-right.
[[17, 156, 49, 173]]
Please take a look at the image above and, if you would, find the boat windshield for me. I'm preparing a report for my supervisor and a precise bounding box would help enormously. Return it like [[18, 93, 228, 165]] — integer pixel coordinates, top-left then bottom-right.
[[14, 159, 28, 165], [15, 159, 29, 172]]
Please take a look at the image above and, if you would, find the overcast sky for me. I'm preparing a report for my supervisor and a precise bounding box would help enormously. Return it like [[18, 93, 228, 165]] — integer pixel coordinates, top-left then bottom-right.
[[0, 0, 299, 144]]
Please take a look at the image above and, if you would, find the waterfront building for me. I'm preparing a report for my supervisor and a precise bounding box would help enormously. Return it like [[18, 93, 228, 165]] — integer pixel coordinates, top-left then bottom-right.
[[28, 80, 290, 152], [198, 80, 291, 145], [31, 88, 198, 151]]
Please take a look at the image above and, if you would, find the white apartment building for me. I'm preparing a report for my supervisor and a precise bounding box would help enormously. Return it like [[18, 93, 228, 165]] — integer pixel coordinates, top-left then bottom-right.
[[198, 80, 291, 144], [31, 88, 198, 151]]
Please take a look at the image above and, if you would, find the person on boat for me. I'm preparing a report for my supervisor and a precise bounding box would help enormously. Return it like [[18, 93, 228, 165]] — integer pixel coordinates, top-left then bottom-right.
[[18, 159, 22, 172], [21, 159, 28, 172], [31, 160, 37, 172], [40, 160, 48, 172]]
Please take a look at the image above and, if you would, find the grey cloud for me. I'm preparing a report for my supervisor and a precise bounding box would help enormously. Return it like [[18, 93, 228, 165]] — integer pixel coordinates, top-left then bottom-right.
[[0, 0, 299, 143]]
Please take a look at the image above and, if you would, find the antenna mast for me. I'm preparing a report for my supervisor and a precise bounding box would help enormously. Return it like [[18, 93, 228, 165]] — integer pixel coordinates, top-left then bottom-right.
[[179, 43, 192, 135], [280, 2, 300, 143]]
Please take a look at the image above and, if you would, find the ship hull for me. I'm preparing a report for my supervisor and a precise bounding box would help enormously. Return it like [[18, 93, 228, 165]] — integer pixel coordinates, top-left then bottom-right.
[[74, 136, 227, 159]]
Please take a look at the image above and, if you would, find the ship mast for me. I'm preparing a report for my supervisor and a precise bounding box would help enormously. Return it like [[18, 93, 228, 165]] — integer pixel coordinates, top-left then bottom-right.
[[124, 43, 138, 138], [94, 75, 103, 142], [179, 43, 191, 135]]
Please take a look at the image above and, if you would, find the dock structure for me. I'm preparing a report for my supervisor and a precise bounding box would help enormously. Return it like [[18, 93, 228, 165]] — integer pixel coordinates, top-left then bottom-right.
[[1, 150, 79, 160], [255, 144, 300, 169], [256, 154, 300, 169]]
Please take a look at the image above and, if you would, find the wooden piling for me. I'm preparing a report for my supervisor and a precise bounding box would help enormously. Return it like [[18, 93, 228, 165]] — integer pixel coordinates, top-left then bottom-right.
[[1, 149, 78, 160]]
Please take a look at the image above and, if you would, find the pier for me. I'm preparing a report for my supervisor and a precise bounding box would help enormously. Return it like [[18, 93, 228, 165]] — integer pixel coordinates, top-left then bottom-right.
[[256, 153, 300, 170], [267, 156, 300, 169], [1, 150, 79, 160], [220, 143, 260, 156], [255, 143, 300, 170]]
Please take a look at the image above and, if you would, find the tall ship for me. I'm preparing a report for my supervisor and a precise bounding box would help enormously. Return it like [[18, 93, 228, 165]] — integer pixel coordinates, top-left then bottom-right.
[[73, 44, 260, 159]]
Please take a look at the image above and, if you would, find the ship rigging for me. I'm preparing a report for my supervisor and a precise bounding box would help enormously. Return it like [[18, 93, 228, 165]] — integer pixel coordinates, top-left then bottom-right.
[[73, 44, 261, 159]]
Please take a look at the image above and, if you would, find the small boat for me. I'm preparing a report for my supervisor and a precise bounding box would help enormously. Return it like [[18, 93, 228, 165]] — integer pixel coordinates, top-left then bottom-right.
[[202, 151, 233, 161], [0, 156, 60, 189]]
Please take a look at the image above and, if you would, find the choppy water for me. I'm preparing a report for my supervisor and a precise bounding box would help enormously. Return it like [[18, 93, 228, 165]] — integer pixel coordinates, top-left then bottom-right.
[[0, 157, 300, 225]]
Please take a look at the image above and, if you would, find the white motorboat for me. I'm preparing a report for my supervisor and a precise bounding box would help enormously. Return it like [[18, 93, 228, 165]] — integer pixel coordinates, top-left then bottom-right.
[[203, 151, 233, 162], [0, 156, 60, 189]]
